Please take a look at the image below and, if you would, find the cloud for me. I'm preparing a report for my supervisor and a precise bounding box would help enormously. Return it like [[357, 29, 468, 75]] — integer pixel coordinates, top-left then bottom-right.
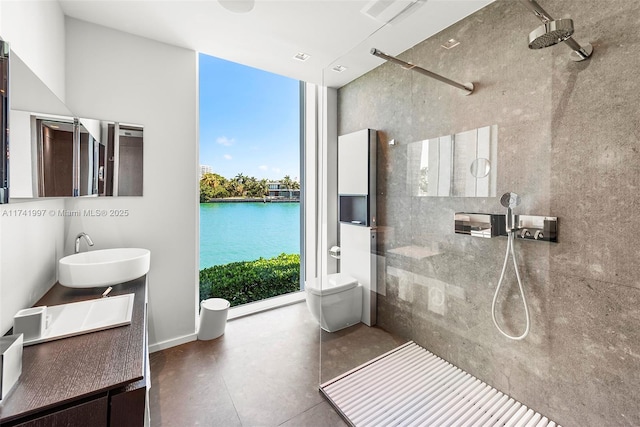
[[271, 167, 281, 174], [216, 136, 235, 146], [223, 154, 232, 160], [258, 165, 268, 171]]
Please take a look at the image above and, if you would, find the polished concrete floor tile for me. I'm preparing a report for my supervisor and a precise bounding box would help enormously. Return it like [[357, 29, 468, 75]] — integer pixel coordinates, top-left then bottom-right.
[[320, 323, 408, 383], [149, 341, 241, 426], [150, 301, 401, 426], [279, 401, 347, 427]]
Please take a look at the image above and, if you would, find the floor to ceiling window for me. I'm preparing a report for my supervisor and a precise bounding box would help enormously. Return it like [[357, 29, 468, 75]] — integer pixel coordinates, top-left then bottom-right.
[[198, 53, 302, 308]]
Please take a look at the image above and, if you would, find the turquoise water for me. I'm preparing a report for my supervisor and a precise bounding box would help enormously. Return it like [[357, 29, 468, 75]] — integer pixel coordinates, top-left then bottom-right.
[[199, 202, 300, 269]]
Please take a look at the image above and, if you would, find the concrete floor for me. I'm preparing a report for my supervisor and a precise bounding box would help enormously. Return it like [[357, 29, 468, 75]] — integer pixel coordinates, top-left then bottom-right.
[[149, 301, 406, 426]]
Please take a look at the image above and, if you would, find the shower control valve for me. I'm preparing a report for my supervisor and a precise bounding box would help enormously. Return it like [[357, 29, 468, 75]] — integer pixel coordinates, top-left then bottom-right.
[[514, 215, 558, 243], [454, 213, 557, 242]]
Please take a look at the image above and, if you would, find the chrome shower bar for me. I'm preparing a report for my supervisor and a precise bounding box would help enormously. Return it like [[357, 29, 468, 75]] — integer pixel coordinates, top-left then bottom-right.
[[519, 0, 553, 23], [370, 48, 474, 95]]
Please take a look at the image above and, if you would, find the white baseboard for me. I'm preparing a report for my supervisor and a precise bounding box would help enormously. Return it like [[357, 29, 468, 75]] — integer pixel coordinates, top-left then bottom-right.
[[148, 292, 307, 353], [149, 332, 197, 353], [227, 291, 306, 320]]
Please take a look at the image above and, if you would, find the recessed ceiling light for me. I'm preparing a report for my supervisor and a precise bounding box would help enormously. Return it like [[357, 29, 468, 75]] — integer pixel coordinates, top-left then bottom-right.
[[332, 65, 347, 73], [293, 52, 311, 62], [441, 38, 461, 50]]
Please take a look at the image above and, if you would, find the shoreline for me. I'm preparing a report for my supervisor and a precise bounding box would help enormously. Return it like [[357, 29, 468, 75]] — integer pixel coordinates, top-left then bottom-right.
[[203, 198, 300, 203]]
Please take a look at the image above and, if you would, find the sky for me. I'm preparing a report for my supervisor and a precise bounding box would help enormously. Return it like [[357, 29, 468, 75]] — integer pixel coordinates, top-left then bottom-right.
[[199, 53, 300, 182]]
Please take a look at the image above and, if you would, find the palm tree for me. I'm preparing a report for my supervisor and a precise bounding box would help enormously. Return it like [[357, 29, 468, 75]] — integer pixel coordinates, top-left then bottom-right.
[[231, 181, 245, 197], [281, 175, 293, 189], [200, 172, 229, 199], [280, 175, 294, 198], [200, 172, 217, 188]]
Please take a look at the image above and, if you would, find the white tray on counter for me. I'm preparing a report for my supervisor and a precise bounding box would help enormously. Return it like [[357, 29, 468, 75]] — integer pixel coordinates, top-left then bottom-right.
[[23, 293, 135, 346]]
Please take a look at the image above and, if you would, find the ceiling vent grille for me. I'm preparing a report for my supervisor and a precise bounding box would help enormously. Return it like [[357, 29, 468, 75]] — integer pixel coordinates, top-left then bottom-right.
[[361, 0, 426, 25]]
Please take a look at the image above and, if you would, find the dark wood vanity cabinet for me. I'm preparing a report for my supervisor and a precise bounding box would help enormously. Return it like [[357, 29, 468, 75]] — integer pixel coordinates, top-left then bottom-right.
[[12, 397, 109, 427], [0, 277, 149, 427]]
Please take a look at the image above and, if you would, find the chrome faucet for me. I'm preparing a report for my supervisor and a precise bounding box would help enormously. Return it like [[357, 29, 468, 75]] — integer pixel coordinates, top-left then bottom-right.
[[75, 232, 94, 253]]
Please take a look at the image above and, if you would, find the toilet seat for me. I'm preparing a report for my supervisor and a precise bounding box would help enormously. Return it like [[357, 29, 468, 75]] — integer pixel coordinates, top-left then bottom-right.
[[305, 273, 358, 296]]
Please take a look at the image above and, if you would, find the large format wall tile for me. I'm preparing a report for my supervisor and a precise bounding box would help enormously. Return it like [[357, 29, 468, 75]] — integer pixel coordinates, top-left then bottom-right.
[[338, 0, 640, 425]]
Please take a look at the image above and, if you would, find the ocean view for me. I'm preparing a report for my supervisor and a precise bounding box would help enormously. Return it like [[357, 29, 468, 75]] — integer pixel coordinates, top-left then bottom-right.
[[199, 202, 300, 269]]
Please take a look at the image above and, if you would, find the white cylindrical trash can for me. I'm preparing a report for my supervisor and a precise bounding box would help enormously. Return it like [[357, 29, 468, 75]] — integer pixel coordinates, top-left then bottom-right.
[[198, 298, 230, 340]]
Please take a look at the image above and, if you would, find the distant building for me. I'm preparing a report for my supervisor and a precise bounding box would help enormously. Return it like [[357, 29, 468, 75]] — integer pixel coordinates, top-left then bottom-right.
[[267, 182, 300, 199], [200, 165, 212, 179]]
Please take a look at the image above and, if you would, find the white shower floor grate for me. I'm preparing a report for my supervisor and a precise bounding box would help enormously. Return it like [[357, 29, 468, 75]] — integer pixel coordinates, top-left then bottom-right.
[[320, 341, 560, 427]]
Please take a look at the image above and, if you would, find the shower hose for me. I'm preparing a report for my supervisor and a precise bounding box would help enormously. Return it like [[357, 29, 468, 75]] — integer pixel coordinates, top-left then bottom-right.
[[491, 231, 530, 340]]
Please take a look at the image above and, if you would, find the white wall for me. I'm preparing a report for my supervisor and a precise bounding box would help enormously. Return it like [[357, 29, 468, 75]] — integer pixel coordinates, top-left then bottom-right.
[[322, 88, 338, 275], [303, 84, 338, 283], [0, 199, 65, 334], [0, 0, 67, 335], [303, 83, 320, 282], [64, 18, 198, 350], [0, 0, 66, 100]]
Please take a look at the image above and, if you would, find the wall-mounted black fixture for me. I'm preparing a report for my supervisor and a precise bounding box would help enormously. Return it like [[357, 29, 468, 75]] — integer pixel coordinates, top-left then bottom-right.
[[0, 40, 9, 204]]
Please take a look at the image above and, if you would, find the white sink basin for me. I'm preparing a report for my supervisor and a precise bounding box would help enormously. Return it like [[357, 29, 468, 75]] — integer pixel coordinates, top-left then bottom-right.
[[58, 248, 150, 288], [20, 294, 135, 346]]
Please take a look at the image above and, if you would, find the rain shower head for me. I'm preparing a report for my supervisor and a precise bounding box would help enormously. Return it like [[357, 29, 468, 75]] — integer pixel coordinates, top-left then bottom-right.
[[528, 18, 574, 49], [520, 0, 593, 61]]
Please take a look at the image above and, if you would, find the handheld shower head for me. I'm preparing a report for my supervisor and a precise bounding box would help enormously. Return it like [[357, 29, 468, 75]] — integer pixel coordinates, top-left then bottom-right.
[[500, 192, 521, 209], [494, 192, 530, 340], [501, 192, 520, 232]]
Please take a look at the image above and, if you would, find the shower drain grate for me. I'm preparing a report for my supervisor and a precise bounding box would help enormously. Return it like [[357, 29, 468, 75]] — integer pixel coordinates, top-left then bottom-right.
[[320, 341, 561, 427]]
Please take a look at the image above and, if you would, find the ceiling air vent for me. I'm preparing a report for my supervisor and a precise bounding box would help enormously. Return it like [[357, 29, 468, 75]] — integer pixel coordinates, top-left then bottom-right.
[[361, 0, 426, 25]]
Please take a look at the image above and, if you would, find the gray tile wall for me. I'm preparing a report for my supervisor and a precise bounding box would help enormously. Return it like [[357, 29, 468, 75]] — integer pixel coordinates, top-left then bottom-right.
[[337, 1, 640, 425]]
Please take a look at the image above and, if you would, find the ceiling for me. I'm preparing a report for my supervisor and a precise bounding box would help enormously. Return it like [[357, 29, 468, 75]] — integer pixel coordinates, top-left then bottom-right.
[[59, 0, 494, 88]]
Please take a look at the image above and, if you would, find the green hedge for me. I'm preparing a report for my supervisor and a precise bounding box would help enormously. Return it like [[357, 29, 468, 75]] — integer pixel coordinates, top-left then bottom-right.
[[199, 253, 301, 307]]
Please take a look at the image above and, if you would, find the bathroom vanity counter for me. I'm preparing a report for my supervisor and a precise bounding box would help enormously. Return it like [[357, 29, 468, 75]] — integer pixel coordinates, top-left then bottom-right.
[[0, 276, 148, 426]]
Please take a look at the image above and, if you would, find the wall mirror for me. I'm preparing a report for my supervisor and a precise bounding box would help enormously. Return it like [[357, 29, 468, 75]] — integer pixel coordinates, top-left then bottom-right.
[[406, 124, 497, 197], [4, 48, 143, 201], [34, 116, 94, 197]]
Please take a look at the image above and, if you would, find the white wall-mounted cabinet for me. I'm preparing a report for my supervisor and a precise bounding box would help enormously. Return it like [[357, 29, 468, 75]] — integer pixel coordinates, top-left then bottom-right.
[[338, 129, 373, 195], [337, 128, 377, 326], [338, 129, 376, 227], [340, 223, 376, 326]]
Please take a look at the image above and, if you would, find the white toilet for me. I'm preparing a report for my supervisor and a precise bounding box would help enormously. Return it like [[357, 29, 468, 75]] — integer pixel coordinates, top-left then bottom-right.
[[305, 272, 363, 332]]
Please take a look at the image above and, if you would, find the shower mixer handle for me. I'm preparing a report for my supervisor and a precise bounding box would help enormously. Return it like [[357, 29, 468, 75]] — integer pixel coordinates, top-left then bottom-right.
[[514, 215, 558, 242]]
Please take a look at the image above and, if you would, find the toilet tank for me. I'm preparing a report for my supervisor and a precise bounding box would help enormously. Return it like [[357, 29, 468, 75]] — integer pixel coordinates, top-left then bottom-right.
[[306, 273, 358, 296]]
